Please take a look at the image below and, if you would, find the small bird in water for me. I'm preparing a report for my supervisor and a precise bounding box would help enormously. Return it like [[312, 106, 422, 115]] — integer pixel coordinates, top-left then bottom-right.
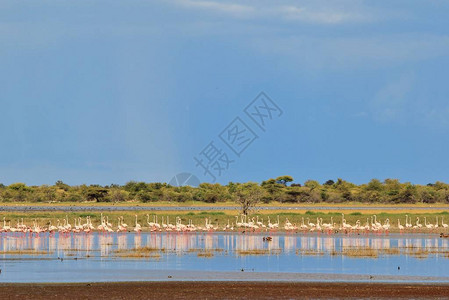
[[398, 266, 400, 270]]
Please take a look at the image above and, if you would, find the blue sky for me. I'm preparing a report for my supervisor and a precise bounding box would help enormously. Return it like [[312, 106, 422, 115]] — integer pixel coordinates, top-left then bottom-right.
[[1, 0, 449, 186]]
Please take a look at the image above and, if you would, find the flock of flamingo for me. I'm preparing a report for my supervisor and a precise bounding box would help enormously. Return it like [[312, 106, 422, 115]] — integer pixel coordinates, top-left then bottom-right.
[[0, 213, 448, 236], [233, 214, 449, 234]]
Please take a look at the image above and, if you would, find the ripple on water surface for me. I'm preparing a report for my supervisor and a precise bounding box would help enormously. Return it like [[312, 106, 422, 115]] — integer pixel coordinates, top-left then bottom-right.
[[0, 232, 448, 283]]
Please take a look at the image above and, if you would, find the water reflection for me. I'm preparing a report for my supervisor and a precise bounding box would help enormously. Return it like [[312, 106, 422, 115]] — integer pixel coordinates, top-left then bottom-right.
[[1, 233, 449, 282], [1, 233, 449, 257]]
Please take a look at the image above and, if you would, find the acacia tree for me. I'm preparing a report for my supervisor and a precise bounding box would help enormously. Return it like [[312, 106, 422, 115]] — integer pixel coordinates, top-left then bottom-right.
[[261, 179, 284, 202], [275, 175, 293, 186], [304, 180, 320, 191], [235, 182, 264, 215], [324, 179, 335, 186], [85, 185, 108, 202]]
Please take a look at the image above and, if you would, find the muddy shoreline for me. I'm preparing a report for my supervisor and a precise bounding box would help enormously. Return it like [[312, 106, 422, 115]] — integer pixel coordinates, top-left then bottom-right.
[[1, 281, 449, 299]]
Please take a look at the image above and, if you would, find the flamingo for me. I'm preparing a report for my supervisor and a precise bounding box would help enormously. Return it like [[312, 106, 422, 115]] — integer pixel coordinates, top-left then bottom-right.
[[75, 218, 83, 231], [9, 221, 18, 233], [48, 221, 57, 233], [398, 219, 404, 233], [18, 218, 26, 231], [71, 218, 79, 232], [382, 219, 390, 232], [412, 217, 421, 230], [341, 215, 352, 231], [442, 217, 448, 228], [267, 216, 272, 229], [82, 218, 93, 233], [82, 217, 89, 229], [300, 217, 308, 231], [120, 216, 127, 228], [117, 217, 127, 232], [256, 216, 265, 228], [88, 217, 95, 230], [153, 215, 161, 230], [161, 216, 168, 230], [1, 217, 9, 232], [106, 216, 113, 228], [315, 219, 322, 232], [97, 221, 105, 232], [166, 216, 175, 230], [321, 217, 333, 231], [134, 215, 142, 233], [65, 215, 72, 231], [97, 214, 106, 232], [272, 215, 280, 230], [424, 217, 434, 230], [57, 219, 64, 232], [373, 215, 381, 228], [363, 218, 371, 232], [284, 218, 294, 231], [72, 219, 81, 233], [224, 219, 231, 231], [341, 214, 352, 231], [307, 217, 315, 228], [405, 215, 412, 229], [176, 217, 187, 231], [146, 214, 153, 228]]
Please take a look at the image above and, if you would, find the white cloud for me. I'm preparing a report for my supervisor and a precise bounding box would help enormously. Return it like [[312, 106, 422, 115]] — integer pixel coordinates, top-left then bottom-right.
[[424, 107, 449, 127], [367, 72, 449, 128], [174, 0, 255, 17], [171, 0, 373, 24], [278, 5, 369, 24], [370, 73, 415, 122], [249, 34, 449, 70]]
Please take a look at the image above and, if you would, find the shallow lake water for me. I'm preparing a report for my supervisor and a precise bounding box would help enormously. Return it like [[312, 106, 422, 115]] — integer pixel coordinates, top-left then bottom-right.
[[0, 232, 448, 283]]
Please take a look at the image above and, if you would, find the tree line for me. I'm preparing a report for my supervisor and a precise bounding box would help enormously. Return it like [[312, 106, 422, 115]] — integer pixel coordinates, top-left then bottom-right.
[[1, 176, 449, 205]]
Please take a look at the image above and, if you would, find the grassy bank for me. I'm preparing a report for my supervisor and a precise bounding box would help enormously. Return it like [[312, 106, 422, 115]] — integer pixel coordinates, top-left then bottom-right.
[[1, 210, 449, 232]]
